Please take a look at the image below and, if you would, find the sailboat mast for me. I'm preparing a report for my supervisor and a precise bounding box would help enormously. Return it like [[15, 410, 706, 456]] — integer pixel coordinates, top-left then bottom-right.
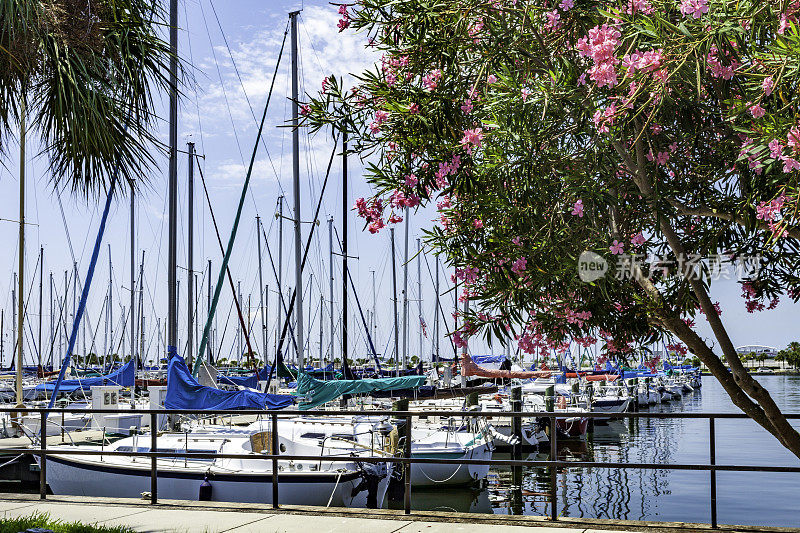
[[417, 238, 421, 364], [277, 196, 283, 361], [187, 142, 195, 368], [166, 0, 179, 356], [371, 270, 376, 355], [108, 245, 113, 365], [402, 210, 409, 369], [130, 185, 135, 365], [390, 228, 399, 371], [206, 259, 211, 363], [290, 11, 304, 369], [434, 255, 439, 362], [16, 109, 25, 406], [342, 127, 348, 369], [257, 216, 266, 363], [38, 247, 43, 369], [328, 217, 334, 367]]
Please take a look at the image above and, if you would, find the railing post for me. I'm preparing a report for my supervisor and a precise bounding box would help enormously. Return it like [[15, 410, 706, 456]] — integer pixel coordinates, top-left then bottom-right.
[[39, 410, 47, 500], [550, 414, 557, 521], [404, 414, 412, 515], [709, 416, 717, 528], [150, 412, 157, 505], [272, 412, 279, 509]]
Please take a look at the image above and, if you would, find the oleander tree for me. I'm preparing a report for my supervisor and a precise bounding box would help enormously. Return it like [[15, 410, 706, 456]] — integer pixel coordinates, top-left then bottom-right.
[[305, 0, 800, 456]]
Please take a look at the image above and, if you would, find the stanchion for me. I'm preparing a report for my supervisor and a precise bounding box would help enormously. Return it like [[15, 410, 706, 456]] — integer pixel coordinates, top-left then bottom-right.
[[404, 414, 412, 515], [710, 417, 717, 528], [150, 412, 157, 504], [550, 414, 558, 521], [272, 412, 279, 508], [40, 410, 47, 499]]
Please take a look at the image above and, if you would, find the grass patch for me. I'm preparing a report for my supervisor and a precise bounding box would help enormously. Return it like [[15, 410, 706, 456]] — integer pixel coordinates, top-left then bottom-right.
[[0, 512, 134, 533]]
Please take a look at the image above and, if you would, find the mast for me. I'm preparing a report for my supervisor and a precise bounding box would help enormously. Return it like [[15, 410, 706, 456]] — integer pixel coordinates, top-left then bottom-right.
[[1, 311, 4, 367], [277, 196, 283, 361], [341, 126, 348, 370], [402, 209, 409, 369], [108, 245, 113, 365], [49, 272, 53, 364], [237, 281, 242, 361], [38, 247, 43, 369], [371, 270, 376, 355], [290, 11, 304, 369], [207, 259, 212, 363], [434, 255, 439, 362], [417, 238, 422, 364], [139, 252, 145, 368], [15, 107, 25, 406], [390, 228, 399, 372], [328, 217, 334, 367], [187, 142, 195, 368], [257, 216, 266, 364], [166, 0, 179, 357], [130, 184, 135, 364]]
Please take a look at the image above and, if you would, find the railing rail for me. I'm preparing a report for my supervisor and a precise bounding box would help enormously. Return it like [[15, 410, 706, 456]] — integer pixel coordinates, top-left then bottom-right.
[[3, 406, 799, 528]]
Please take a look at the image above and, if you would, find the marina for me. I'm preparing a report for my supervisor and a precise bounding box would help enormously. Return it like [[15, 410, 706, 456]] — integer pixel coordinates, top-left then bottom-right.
[[1, 0, 800, 531]]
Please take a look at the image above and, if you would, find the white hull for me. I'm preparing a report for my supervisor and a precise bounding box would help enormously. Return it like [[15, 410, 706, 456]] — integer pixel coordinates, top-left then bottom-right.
[[410, 443, 492, 487], [41, 453, 387, 508]]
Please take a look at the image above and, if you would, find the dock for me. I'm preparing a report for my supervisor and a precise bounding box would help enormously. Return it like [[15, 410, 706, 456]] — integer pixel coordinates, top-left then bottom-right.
[[0, 495, 796, 533]]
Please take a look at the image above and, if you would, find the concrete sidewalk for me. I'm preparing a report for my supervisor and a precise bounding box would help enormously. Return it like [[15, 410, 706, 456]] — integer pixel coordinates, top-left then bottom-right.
[[0, 495, 792, 533]]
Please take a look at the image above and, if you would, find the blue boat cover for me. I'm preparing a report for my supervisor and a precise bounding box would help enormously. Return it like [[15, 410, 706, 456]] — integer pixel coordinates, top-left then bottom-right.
[[471, 355, 507, 365], [296, 372, 427, 410], [166, 355, 293, 411], [36, 360, 135, 392], [218, 374, 259, 388]]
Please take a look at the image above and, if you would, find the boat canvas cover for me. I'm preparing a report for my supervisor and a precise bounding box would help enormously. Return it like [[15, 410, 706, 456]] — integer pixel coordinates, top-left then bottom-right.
[[166, 355, 293, 411], [36, 359, 135, 392], [295, 372, 427, 410], [461, 354, 552, 379]]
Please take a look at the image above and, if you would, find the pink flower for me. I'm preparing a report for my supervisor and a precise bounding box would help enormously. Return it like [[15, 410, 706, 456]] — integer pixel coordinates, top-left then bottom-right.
[[788, 126, 800, 150], [631, 232, 646, 247], [782, 156, 800, 173], [473, 218, 484, 229], [610, 240, 624, 255], [749, 104, 766, 119], [511, 257, 527, 275], [300, 104, 310, 116], [769, 139, 784, 159], [461, 99, 473, 114], [571, 199, 584, 217], [388, 213, 403, 224], [408, 103, 420, 114], [560, 0, 574, 9], [679, 0, 709, 19], [337, 15, 350, 32], [453, 331, 468, 349], [404, 174, 418, 187], [627, 0, 655, 15], [512, 236, 522, 246], [762, 77, 774, 96], [422, 69, 442, 91], [460, 128, 484, 155], [487, 74, 498, 84]]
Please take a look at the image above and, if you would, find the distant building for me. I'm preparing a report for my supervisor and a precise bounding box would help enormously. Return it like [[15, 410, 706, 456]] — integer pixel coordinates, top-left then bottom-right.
[[735, 345, 781, 369]]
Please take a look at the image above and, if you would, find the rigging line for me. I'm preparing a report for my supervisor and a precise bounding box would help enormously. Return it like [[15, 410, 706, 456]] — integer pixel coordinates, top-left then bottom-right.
[[182, 0, 207, 158], [8, 243, 43, 364], [198, 0, 244, 164], [259, 217, 299, 357], [333, 227, 382, 371], [195, 162, 257, 371], [208, 0, 282, 186], [194, 21, 289, 376], [263, 131, 339, 387], [421, 249, 458, 357]]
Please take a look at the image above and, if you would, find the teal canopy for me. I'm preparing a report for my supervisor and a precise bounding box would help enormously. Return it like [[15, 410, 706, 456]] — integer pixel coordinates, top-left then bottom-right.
[[295, 372, 427, 410]]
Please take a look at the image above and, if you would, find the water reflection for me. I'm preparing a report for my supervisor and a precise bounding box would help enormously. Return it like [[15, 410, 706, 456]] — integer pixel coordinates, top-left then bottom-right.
[[429, 376, 800, 527]]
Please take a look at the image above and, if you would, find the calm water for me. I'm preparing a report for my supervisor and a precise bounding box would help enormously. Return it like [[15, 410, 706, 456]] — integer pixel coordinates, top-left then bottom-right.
[[411, 375, 800, 527]]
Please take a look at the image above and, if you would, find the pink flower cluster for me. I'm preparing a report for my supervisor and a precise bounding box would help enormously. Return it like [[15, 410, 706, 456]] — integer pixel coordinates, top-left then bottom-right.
[[455, 266, 480, 285], [778, 1, 799, 34], [707, 45, 739, 80], [354, 197, 385, 233], [460, 128, 484, 155], [337, 4, 351, 32], [389, 189, 421, 209], [571, 199, 584, 217], [577, 24, 622, 88], [422, 69, 442, 91], [593, 103, 618, 134], [621, 49, 663, 75], [679, 0, 709, 19], [510, 257, 527, 275], [626, 0, 654, 15]]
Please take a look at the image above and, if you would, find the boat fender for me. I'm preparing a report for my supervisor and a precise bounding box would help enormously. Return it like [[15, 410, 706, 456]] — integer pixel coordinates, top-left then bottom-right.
[[385, 426, 399, 455], [199, 475, 212, 501]]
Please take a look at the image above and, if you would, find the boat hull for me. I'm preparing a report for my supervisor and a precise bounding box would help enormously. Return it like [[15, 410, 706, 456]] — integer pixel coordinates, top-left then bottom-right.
[[40, 453, 387, 508]]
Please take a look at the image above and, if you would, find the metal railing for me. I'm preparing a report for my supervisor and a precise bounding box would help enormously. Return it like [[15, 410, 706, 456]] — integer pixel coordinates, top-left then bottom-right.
[[1, 407, 799, 528]]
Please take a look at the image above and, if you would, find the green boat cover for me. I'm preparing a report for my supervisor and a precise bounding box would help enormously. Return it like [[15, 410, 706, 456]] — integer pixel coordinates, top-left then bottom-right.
[[295, 372, 427, 409]]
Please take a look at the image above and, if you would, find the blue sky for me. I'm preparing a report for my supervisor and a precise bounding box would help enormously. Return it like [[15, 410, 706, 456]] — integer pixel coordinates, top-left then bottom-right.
[[0, 0, 796, 368]]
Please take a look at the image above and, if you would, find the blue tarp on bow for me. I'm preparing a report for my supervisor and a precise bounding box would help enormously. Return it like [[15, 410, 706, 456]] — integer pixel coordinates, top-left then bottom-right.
[[166, 355, 293, 411], [36, 360, 135, 393]]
